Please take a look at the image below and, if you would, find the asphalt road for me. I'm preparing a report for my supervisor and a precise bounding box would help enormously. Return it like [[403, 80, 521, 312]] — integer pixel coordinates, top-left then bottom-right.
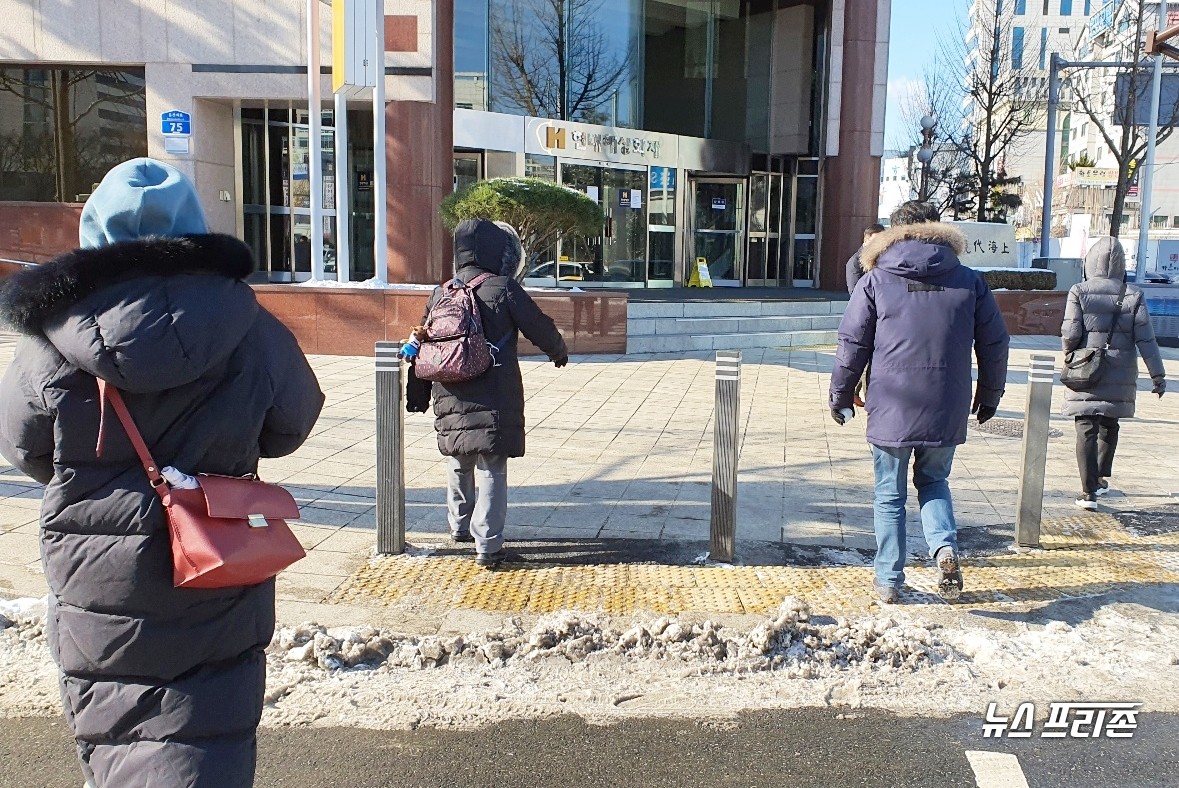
[[2, 710, 1177, 787]]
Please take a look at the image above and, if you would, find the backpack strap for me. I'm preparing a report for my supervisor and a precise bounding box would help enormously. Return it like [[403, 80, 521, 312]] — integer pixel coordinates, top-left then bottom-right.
[[462, 272, 496, 289]]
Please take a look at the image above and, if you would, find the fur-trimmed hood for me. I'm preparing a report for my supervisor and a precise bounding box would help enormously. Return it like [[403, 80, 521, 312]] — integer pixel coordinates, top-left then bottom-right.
[[0, 234, 254, 335], [860, 221, 967, 278], [0, 234, 260, 393]]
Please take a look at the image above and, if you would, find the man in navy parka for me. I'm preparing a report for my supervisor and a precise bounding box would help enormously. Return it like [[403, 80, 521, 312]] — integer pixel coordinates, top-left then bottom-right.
[[828, 201, 1010, 603]]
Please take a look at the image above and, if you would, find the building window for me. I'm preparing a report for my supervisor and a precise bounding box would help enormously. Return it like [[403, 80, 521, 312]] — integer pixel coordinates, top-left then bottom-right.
[[0, 67, 147, 202], [1013, 27, 1025, 71], [1171, 216, 1179, 229], [1085, 0, 1091, 13], [1040, 28, 1048, 69], [1042, 0, 1049, 13], [1015, 0, 1025, 13], [1060, 0, 1072, 15], [1059, 27, 1069, 33], [1152, 215, 1168, 229]]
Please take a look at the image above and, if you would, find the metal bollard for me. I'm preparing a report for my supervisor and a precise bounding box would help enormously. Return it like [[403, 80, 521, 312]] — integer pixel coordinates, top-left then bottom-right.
[[710, 350, 741, 563], [1015, 353, 1057, 549], [374, 341, 406, 555]]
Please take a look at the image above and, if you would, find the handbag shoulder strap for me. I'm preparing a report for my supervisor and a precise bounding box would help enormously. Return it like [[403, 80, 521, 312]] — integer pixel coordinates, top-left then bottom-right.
[[1097, 283, 1129, 350], [95, 379, 168, 498]]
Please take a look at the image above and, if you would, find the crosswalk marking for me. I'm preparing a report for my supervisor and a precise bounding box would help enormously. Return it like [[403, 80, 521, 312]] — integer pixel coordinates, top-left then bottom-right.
[[966, 751, 1031, 788]]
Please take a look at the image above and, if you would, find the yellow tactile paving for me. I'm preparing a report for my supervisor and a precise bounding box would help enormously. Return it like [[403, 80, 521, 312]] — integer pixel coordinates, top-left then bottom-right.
[[327, 512, 1179, 616]]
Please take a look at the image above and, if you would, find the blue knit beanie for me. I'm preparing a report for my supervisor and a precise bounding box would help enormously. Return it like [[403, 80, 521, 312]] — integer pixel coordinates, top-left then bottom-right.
[[79, 158, 208, 249]]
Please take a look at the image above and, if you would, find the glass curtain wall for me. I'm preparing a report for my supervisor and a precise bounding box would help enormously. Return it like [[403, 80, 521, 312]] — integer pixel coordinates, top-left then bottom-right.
[[241, 103, 376, 282], [453, 0, 643, 126], [456, 0, 823, 153], [0, 67, 147, 202]]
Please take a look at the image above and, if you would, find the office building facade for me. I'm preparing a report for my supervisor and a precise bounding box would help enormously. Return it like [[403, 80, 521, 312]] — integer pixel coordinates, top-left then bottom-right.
[[1, 0, 889, 291]]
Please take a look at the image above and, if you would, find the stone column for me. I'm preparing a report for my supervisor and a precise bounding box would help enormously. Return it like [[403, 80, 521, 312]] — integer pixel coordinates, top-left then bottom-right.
[[820, 0, 888, 292], [386, 0, 454, 284]]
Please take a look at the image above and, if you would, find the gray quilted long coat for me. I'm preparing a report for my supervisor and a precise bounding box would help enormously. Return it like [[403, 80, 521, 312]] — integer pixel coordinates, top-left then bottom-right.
[[1062, 237, 1166, 419], [0, 235, 323, 787]]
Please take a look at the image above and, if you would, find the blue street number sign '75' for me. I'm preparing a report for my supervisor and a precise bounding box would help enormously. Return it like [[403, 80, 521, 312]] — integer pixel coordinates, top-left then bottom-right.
[[161, 110, 191, 136]]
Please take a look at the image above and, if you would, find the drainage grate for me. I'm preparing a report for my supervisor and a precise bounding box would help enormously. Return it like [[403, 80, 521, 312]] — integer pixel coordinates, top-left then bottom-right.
[[972, 418, 1063, 439]]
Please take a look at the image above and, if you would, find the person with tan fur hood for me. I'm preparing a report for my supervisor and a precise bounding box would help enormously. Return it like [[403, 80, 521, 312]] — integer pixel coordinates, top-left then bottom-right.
[[828, 201, 1010, 604]]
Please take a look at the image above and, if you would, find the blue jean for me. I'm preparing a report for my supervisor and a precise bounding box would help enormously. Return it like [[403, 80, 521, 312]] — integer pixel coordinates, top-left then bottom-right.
[[870, 444, 958, 588]]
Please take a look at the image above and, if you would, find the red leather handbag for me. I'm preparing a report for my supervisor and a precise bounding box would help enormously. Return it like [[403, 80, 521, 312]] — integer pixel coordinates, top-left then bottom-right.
[[96, 379, 306, 589]]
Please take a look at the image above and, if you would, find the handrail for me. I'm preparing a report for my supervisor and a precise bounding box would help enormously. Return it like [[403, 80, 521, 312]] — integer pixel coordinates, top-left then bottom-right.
[[0, 258, 36, 267]]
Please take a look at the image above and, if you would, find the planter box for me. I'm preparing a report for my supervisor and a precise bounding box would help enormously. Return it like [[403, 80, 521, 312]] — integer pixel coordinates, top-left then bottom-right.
[[994, 290, 1066, 336]]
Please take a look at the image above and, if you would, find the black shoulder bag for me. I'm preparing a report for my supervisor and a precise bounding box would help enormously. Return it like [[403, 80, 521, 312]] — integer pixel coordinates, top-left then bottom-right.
[[1060, 283, 1127, 391]]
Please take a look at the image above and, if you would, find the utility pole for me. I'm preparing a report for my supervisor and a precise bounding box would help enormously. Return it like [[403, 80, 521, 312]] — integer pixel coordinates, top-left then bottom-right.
[[1138, 0, 1169, 280]]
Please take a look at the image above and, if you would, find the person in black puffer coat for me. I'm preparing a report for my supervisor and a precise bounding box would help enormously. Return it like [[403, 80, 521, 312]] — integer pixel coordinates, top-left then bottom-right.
[[0, 158, 324, 787], [407, 218, 568, 567]]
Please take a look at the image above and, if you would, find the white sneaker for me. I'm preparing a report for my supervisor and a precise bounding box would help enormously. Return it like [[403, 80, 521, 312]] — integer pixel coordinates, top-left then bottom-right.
[[1095, 479, 1110, 497], [1075, 496, 1098, 510]]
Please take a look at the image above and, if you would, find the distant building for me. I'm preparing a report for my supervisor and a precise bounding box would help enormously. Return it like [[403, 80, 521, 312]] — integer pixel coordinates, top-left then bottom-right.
[[1052, 0, 1179, 267], [879, 152, 913, 221], [966, 0, 1098, 228]]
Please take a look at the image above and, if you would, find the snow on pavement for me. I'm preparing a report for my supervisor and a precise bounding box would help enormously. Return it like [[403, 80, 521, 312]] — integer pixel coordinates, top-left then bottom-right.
[[3, 596, 1178, 730]]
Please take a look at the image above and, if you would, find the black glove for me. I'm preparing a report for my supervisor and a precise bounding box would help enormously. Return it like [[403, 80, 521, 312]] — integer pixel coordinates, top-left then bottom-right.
[[830, 407, 851, 426], [973, 402, 997, 425], [405, 363, 432, 413], [552, 353, 569, 368], [1153, 377, 1167, 397]]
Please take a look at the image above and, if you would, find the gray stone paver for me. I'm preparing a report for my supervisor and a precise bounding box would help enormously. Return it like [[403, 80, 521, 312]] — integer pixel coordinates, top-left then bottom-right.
[[4, 333, 1179, 608]]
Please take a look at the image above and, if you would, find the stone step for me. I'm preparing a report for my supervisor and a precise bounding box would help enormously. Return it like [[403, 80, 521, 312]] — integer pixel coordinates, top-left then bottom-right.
[[627, 314, 843, 337], [627, 300, 847, 320], [626, 329, 838, 354]]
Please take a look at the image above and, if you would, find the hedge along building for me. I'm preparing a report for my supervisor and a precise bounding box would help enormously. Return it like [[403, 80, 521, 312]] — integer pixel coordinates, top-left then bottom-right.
[[0, 0, 888, 292]]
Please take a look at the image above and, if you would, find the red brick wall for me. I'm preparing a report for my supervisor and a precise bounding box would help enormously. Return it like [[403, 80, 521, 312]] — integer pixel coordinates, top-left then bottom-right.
[[0, 202, 83, 264], [252, 286, 628, 356]]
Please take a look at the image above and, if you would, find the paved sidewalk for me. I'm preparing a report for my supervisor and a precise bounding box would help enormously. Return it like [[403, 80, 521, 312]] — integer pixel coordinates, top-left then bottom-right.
[[2, 334, 1179, 627]]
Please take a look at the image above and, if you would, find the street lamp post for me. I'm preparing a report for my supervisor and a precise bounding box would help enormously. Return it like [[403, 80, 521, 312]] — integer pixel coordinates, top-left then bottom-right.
[[917, 114, 937, 202]]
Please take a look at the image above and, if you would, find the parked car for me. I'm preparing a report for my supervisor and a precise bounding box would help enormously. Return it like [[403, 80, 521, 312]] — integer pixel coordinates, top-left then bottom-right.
[[524, 261, 592, 281]]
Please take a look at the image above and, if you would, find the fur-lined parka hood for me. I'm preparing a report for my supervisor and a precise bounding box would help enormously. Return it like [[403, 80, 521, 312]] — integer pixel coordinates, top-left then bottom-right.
[[0, 234, 254, 335], [0, 234, 260, 393], [860, 221, 968, 278]]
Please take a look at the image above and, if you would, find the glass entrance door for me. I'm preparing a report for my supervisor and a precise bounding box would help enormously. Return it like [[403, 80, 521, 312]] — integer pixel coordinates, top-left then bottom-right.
[[555, 162, 648, 287], [691, 179, 745, 286]]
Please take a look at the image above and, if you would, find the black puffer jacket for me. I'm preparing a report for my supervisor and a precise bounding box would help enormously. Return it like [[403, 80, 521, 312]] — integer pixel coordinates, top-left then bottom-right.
[[0, 235, 323, 787], [415, 219, 567, 457]]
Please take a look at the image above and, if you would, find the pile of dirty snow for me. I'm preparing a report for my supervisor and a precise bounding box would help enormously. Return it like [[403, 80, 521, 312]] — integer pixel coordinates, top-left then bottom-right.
[[4, 595, 1179, 730], [267, 599, 940, 677]]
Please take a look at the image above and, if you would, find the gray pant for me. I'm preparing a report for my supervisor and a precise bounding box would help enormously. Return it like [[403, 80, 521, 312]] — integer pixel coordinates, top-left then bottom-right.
[[447, 454, 508, 554]]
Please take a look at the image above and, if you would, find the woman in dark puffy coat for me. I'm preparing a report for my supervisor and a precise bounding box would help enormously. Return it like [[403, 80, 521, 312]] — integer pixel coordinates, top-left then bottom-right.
[[0, 159, 324, 787], [1063, 236, 1166, 509], [408, 218, 568, 567]]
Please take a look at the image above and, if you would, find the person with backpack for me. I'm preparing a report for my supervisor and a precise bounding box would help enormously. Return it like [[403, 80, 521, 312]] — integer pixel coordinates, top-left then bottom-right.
[[406, 218, 568, 567], [1061, 237, 1166, 510]]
